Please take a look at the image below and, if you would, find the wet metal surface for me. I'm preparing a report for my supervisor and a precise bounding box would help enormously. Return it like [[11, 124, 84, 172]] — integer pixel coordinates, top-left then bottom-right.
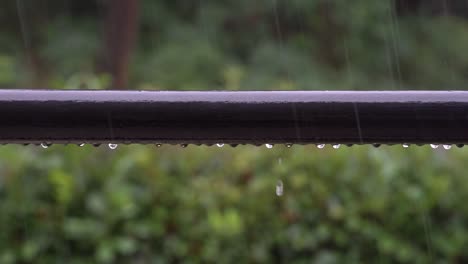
[[0, 89, 468, 145]]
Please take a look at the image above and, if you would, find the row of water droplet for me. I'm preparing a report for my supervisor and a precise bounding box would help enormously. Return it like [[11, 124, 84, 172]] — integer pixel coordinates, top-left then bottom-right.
[[40, 143, 118, 149], [36, 143, 461, 149], [35, 142, 459, 198]]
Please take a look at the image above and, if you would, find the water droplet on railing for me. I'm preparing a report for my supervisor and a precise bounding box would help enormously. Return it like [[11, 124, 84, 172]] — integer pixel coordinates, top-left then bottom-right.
[[443, 144, 452, 150], [430, 144, 439, 149], [285, 143, 292, 148], [333, 144, 341, 149], [216, 143, 224, 148], [40, 143, 50, 149], [180, 144, 188, 148], [317, 144, 325, 149], [155, 144, 162, 147], [373, 144, 381, 148], [108, 143, 118, 150], [457, 144, 464, 148], [276, 180, 283, 196], [402, 143, 409, 148], [265, 144, 273, 149], [78, 143, 85, 147]]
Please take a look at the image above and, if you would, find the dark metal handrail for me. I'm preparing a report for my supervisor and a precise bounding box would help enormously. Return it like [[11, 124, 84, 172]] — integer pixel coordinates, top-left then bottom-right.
[[1, 89, 467, 145]]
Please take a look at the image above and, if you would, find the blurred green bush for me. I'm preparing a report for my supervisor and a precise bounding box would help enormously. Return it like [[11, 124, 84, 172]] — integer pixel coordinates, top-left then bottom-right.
[[1, 0, 468, 263], [2, 145, 468, 263]]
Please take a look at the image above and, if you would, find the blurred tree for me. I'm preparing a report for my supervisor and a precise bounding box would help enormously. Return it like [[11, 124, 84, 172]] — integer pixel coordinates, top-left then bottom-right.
[[101, 0, 139, 89]]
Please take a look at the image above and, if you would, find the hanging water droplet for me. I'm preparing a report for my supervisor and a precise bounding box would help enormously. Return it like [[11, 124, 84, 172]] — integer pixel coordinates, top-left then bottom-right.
[[430, 144, 439, 149], [333, 144, 341, 149], [78, 143, 85, 147], [317, 144, 325, 149], [285, 143, 292, 148], [155, 144, 162, 147], [40, 143, 49, 149], [402, 143, 409, 148], [457, 144, 464, 148], [276, 180, 283, 196], [373, 144, 381, 148], [180, 144, 188, 148], [108, 143, 118, 150], [216, 143, 224, 148], [265, 144, 273, 149], [443, 144, 452, 150]]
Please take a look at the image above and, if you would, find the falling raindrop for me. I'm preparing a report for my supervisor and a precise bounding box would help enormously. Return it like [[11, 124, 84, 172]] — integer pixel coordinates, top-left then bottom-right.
[[430, 144, 439, 149], [276, 180, 283, 196], [402, 143, 409, 148], [443, 144, 452, 150], [216, 143, 224, 148], [40, 143, 49, 149], [108, 143, 118, 150], [333, 144, 341, 149], [317, 144, 325, 149], [265, 144, 273, 149]]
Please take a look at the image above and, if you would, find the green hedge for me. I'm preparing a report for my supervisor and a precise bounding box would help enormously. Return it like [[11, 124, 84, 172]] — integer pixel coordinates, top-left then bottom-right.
[[0, 145, 467, 263]]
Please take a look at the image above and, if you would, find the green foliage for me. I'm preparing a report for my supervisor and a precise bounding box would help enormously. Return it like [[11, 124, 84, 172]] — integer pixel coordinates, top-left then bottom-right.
[[1, 145, 468, 263], [2, 0, 468, 262], [0, 55, 16, 86]]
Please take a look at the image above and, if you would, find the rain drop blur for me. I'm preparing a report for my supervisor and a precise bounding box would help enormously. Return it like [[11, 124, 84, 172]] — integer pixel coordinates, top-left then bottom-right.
[[276, 180, 283, 196]]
